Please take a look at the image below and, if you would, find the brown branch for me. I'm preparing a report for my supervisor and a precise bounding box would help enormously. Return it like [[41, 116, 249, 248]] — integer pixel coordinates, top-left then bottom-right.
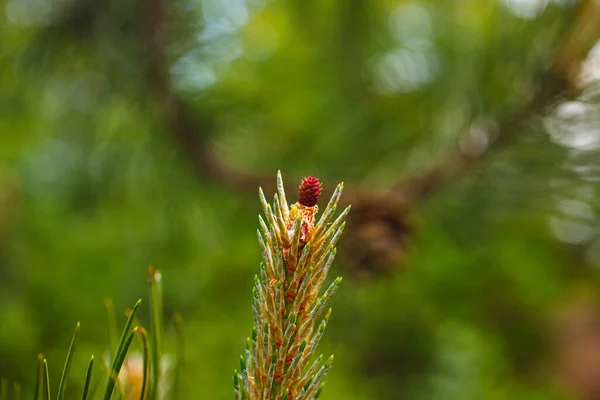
[[140, 0, 279, 195], [395, 72, 572, 202]]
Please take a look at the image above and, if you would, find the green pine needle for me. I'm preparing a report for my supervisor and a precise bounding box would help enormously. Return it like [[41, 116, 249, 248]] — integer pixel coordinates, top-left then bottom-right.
[[80, 355, 94, 400], [42, 359, 50, 400], [103, 327, 139, 400], [137, 328, 150, 400], [56, 322, 80, 400], [103, 299, 141, 400]]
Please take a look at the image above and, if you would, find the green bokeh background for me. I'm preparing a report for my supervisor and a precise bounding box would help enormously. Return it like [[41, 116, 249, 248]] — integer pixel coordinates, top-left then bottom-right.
[[1, 0, 600, 398]]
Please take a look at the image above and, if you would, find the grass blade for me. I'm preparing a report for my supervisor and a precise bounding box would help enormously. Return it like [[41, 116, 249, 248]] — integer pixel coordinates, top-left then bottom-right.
[[103, 327, 139, 400], [81, 356, 94, 400], [42, 359, 50, 400], [57, 323, 80, 400]]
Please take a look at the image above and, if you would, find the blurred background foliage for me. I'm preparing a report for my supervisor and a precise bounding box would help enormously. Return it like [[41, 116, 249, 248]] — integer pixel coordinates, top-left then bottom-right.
[[1, 0, 600, 398]]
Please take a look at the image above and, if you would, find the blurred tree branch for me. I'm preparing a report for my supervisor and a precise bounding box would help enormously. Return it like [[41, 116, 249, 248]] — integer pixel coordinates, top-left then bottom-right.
[[141, 0, 278, 195], [348, 0, 600, 275], [396, 0, 600, 203], [139, 0, 599, 275]]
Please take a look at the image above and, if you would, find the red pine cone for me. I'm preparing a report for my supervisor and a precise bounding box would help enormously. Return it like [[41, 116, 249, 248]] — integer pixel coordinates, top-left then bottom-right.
[[298, 176, 322, 207]]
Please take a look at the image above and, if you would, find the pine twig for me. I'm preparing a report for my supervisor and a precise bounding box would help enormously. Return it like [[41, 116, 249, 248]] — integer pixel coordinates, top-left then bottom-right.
[[237, 172, 349, 400]]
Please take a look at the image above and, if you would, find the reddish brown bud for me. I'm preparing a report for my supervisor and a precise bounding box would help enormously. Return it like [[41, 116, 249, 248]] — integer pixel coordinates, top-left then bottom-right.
[[298, 176, 322, 207]]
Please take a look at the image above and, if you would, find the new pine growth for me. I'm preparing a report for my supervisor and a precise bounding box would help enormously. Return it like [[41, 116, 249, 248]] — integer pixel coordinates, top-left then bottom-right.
[[235, 173, 350, 400]]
